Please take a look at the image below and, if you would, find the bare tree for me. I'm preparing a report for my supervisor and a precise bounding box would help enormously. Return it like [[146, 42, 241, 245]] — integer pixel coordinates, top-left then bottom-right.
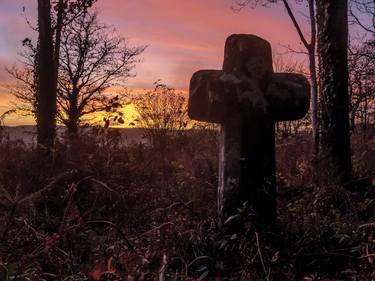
[[34, 0, 95, 155], [133, 81, 189, 148], [7, 62, 37, 117], [349, 0, 375, 131], [349, 40, 375, 131], [0, 110, 16, 141], [273, 52, 306, 74], [316, 0, 352, 182], [57, 11, 145, 134], [36, 0, 56, 155], [8, 6, 144, 135], [350, 0, 375, 35], [234, 0, 320, 154]]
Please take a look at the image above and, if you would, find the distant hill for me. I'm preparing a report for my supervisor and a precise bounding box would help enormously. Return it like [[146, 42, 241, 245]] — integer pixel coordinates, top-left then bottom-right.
[[0, 126, 147, 145]]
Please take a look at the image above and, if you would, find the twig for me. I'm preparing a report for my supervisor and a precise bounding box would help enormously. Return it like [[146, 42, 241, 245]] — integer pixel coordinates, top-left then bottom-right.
[[139, 222, 175, 237], [22, 6, 38, 31], [188, 256, 212, 268], [153, 200, 195, 213], [23, 219, 44, 241], [1, 203, 18, 241], [358, 222, 375, 231], [0, 184, 15, 204], [58, 183, 78, 234], [303, 252, 358, 260], [278, 43, 309, 55], [78, 177, 117, 193], [159, 253, 167, 281], [255, 231, 270, 281], [85, 220, 137, 254], [281, 0, 309, 50], [16, 170, 76, 206]]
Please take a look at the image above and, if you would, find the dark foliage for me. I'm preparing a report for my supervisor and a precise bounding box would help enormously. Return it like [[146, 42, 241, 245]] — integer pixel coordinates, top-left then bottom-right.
[[0, 127, 374, 280]]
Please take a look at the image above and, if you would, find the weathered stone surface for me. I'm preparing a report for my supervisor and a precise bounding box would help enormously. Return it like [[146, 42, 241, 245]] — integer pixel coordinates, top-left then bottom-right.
[[188, 70, 237, 123], [266, 73, 310, 121], [223, 34, 273, 83], [189, 74, 310, 125], [188, 34, 310, 226], [218, 114, 243, 222]]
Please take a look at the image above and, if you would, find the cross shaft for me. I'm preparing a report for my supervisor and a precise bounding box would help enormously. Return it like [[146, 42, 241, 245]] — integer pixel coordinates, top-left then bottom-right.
[[188, 34, 310, 225]]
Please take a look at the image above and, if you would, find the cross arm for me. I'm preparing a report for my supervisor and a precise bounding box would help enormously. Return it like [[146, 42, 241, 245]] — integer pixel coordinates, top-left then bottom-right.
[[188, 71, 310, 123], [188, 70, 239, 123], [266, 73, 310, 121]]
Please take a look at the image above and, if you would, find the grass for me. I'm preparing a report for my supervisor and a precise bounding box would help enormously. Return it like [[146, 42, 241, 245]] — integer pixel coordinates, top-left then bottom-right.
[[0, 126, 374, 280]]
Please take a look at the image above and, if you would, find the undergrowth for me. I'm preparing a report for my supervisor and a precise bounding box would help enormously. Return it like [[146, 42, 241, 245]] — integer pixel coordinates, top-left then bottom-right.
[[0, 127, 374, 280]]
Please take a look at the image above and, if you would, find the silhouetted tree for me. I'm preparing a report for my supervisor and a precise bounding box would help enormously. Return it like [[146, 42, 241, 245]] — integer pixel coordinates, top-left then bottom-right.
[[58, 11, 145, 134], [35, 0, 95, 155], [316, 0, 352, 182], [9, 2, 142, 135], [349, 40, 375, 131], [350, 0, 375, 35], [36, 0, 56, 155], [348, 0, 375, 131], [7, 53, 38, 116], [133, 81, 188, 149]]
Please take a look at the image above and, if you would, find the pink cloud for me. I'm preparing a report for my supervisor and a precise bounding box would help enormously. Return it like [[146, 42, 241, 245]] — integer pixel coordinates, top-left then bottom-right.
[[0, 0, 311, 125], [95, 0, 306, 89]]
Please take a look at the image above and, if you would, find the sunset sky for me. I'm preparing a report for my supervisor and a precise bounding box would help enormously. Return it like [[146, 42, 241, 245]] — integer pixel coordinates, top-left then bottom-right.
[[0, 0, 318, 126]]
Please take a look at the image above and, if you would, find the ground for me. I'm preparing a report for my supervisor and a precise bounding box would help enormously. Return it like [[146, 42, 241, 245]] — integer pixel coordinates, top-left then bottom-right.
[[0, 126, 374, 280]]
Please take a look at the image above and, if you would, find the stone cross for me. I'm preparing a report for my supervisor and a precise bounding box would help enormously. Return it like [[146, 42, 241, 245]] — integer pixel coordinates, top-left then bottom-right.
[[188, 34, 310, 226]]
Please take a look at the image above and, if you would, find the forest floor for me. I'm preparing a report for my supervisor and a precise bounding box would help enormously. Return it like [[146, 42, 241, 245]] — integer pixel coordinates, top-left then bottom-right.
[[0, 127, 374, 281]]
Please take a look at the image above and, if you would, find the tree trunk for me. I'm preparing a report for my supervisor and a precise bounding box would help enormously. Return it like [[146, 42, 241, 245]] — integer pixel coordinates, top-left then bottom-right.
[[350, 110, 356, 132], [316, 0, 352, 182], [67, 90, 79, 134], [309, 49, 319, 154], [282, 0, 319, 154], [67, 116, 78, 135], [363, 95, 368, 131], [53, 0, 65, 98], [308, 0, 319, 155], [348, 75, 355, 131], [36, 0, 56, 156]]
